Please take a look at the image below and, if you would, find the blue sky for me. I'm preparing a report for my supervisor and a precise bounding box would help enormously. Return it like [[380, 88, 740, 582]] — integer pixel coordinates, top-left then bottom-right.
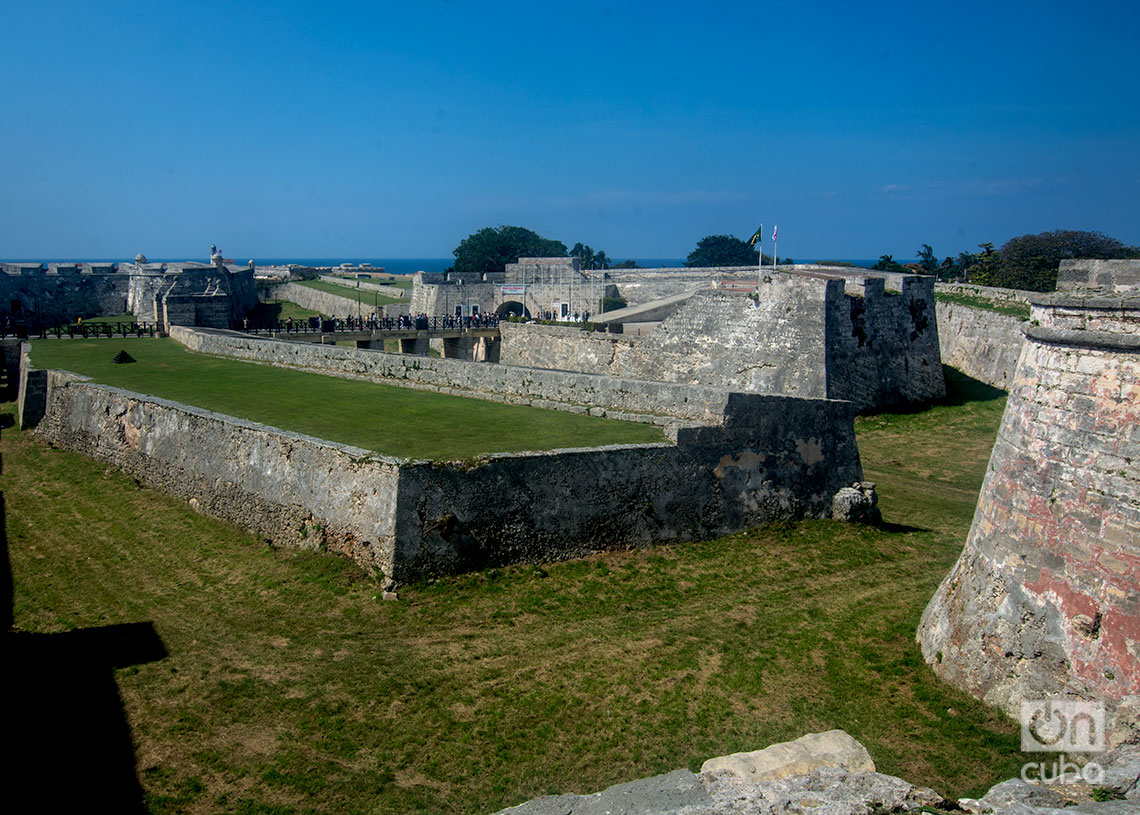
[[2, 0, 1137, 262]]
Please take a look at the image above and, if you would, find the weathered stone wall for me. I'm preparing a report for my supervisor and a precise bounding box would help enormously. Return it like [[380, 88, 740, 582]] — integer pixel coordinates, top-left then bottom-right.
[[123, 263, 258, 326], [391, 397, 862, 580], [917, 288, 1140, 745], [825, 275, 945, 407], [497, 272, 945, 410], [1058, 258, 1140, 292], [0, 266, 130, 322], [497, 323, 636, 375], [318, 274, 406, 298], [268, 282, 367, 317], [936, 302, 1024, 389], [617, 283, 832, 398], [0, 262, 256, 328], [409, 280, 500, 318], [17, 346, 47, 429], [27, 346, 864, 584], [30, 370, 402, 575], [601, 266, 741, 306]]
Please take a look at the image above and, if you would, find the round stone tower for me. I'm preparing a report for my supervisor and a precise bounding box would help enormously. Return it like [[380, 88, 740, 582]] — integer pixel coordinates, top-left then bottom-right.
[[918, 260, 1139, 745]]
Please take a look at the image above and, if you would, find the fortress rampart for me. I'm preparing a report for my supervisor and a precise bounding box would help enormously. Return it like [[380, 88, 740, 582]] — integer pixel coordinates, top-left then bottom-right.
[[918, 260, 1140, 745], [497, 271, 944, 410], [23, 335, 865, 584], [170, 326, 786, 426], [267, 281, 409, 319], [935, 282, 1033, 390], [0, 261, 257, 329]]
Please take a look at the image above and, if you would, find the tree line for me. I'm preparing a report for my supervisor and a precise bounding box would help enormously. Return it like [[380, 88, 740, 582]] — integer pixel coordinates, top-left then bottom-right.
[[451, 225, 1137, 293], [450, 226, 786, 277], [874, 230, 1139, 292]]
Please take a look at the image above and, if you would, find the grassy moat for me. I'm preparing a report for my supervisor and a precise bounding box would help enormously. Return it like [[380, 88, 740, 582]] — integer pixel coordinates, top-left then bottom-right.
[[28, 337, 666, 459], [3, 367, 1034, 814]]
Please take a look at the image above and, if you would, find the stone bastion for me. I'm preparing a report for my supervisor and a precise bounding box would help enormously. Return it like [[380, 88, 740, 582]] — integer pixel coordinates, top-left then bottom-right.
[[0, 260, 257, 330], [918, 260, 1140, 746], [20, 328, 868, 585]]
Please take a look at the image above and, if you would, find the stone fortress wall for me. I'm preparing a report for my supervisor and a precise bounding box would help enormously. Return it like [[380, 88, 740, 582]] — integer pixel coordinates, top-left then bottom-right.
[[0, 263, 130, 323], [918, 259, 1140, 746], [0, 260, 258, 329], [934, 282, 1034, 390], [317, 274, 407, 298], [407, 260, 770, 320], [22, 331, 866, 584], [268, 281, 410, 319], [497, 269, 945, 411], [170, 326, 789, 425]]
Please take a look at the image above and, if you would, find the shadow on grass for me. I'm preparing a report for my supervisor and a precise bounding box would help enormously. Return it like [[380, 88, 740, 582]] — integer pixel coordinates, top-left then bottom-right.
[[859, 366, 1007, 419], [875, 519, 929, 534], [1, 488, 168, 813]]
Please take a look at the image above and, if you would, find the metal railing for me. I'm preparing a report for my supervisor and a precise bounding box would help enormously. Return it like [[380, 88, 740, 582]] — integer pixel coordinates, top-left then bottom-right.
[[242, 314, 502, 334], [2, 321, 158, 340]]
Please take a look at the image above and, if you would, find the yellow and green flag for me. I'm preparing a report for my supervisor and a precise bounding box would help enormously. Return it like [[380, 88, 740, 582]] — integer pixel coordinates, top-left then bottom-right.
[[747, 225, 764, 247]]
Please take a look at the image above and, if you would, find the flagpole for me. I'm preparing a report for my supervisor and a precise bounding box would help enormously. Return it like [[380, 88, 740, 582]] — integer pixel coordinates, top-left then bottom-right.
[[757, 223, 763, 291]]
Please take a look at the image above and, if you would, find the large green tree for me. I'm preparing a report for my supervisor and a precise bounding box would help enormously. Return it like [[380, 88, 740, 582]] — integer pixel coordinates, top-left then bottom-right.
[[990, 230, 1137, 291], [685, 234, 770, 267], [452, 226, 567, 278]]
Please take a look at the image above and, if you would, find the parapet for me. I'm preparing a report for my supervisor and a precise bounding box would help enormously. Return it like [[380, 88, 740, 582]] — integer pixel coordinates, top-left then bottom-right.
[[1057, 258, 1140, 292]]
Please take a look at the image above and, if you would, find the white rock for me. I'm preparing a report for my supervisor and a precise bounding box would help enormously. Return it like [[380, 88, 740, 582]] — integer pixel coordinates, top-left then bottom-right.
[[700, 729, 875, 785]]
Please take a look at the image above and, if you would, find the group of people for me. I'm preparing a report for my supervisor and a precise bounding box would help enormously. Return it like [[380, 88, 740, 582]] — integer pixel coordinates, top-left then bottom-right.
[[265, 312, 501, 333]]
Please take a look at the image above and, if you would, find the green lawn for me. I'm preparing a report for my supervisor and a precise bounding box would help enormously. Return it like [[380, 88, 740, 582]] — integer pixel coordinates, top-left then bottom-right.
[[297, 279, 404, 306], [935, 291, 1030, 319], [2, 366, 1033, 814], [247, 300, 323, 322], [27, 338, 665, 459], [329, 275, 413, 290]]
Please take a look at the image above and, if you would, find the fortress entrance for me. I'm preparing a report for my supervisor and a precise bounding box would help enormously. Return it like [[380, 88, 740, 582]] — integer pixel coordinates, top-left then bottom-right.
[[496, 301, 529, 319]]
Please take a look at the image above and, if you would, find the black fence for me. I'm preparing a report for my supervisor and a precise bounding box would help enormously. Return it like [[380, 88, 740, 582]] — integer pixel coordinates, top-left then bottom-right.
[[2, 321, 158, 340], [243, 314, 501, 334]]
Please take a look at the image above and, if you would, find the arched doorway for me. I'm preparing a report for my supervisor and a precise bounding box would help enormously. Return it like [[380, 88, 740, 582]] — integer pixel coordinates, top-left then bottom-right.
[[496, 301, 530, 319]]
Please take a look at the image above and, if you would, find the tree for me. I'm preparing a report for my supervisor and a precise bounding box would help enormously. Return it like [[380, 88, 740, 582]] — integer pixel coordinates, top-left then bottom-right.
[[452, 226, 566, 278], [993, 230, 1136, 291], [871, 254, 906, 272], [961, 243, 1000, 286], [916, 244, 938, 273], [613, 259, 639, 269], [685, 234, 769, 267], [569, 243, 612, 270]]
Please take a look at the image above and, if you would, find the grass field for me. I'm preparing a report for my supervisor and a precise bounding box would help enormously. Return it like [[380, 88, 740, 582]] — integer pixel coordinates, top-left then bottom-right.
[[329, 275, 414, 290], [247, 300, 323, 322], [27, 338, 665, 459], [934, 291, 1030, 319], [2, 367, 1036, 814], [297, 279, 404, 306]]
